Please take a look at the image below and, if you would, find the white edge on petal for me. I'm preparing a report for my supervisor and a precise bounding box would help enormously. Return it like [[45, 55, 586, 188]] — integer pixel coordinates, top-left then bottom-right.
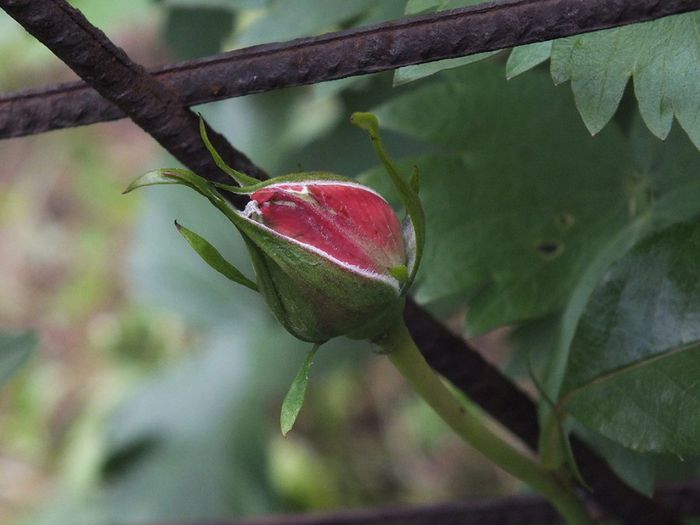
[[264, 180, 390, 204], [234, 209, 401, 293]]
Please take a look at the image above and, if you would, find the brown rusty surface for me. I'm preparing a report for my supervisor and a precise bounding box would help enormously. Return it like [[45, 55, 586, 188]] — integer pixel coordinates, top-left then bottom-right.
[[1, 0, 700, 139], [0, 0, 265, 183], [151, 481, 700, 525]]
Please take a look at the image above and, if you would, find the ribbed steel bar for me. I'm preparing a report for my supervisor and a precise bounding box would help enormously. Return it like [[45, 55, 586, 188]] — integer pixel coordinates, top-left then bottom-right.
[[1, 0, 700, 139], [0, 0, 266, 183], [186, 495, 564, 525], [158, 481, 700, 525]]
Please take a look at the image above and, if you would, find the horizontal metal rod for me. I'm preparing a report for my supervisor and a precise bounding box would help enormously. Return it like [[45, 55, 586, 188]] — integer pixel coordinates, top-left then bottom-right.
[[0, 0, 266, 183], [2, 0, 700, 139], [159, 482, 700, 525]]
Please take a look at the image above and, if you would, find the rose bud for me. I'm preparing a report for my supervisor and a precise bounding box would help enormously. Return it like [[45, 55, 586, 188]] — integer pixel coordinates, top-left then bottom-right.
[[124, 113, 424, 345], [235, 177, 408, 342]]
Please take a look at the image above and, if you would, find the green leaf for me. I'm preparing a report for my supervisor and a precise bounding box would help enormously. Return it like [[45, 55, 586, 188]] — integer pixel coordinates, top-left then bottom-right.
[[393, 0, 497, 85], [235, 0, 375, 47], [280, 344, 320, 436], [526, 13, 700, 149], [557, 222, 700, 455], [394, 53, 498, 86], [163, 6, 234, 60], [369, 63, 700, 335], [568, 25, 640, 135], [371, 62, 629, 333], [174, 221, 258, 291], [542, 117, 700, 411], [506, 41, 552, 79], [0, 331, 37, 389], [573, 423, 700, 496], [549, 37, 575, 85]]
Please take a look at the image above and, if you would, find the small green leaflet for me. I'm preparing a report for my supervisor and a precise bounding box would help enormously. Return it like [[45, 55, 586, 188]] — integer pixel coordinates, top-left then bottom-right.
[[507, 12, 700, 150], [175, 221, 258, 292], [505, 41, 552, 79], [0, 331, 37, 390], [393, 0, 499, 85], [198, 116, 260, 187], [280, 344, 320, 437]]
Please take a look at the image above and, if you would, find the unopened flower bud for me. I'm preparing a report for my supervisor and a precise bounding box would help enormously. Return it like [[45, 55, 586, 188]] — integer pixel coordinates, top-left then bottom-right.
[[237, 177, 408, 342], [124, 112, 424, 345]]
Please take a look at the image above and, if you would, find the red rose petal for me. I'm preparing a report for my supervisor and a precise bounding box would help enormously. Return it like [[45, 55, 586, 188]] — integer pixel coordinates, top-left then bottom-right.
[[251, 182, 404, 275]]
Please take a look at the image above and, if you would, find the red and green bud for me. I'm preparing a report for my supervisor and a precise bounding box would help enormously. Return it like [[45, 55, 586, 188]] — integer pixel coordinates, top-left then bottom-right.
[[248, 181, 405, 279], [124, 113, 424, 344], [235, 177, 408, 342]]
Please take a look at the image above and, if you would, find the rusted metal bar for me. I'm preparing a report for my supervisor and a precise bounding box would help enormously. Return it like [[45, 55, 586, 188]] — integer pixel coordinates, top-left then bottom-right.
[[158, 481, 700, 525], [0, 0, 266, 183], [2, 0, 700, 139], [174, 495, 564, 525], [0, 0, 687, 523]]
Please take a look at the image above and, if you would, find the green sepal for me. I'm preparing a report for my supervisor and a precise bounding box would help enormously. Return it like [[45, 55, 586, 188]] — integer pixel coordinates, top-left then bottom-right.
[[124, 167, 249, 231], [174, 220, 258, 292], [280, 343, 320, 437], [197, 115, 260, 187], [560, 420, 589, 491], [123, 168, 228, 208], [123, 168, 210, 195], [214, 171, 357, 195], [350, 112, 425, 288], [212, 181, 252, 194], [409, 165, 421, 194]]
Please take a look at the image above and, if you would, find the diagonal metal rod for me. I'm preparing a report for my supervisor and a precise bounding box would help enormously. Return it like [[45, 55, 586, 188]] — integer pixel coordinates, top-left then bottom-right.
[[0, 0, 685, 523], [0, 0, 266, 183], [1, 0, 700, 139]]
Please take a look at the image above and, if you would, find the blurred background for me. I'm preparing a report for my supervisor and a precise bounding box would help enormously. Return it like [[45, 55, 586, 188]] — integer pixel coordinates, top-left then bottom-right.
[[0, 2, 521, 524]]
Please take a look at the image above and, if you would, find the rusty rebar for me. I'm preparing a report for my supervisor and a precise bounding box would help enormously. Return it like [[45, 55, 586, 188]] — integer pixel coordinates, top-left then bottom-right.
[[1, 0, 700, 139], [0, 0, 265, 183], [158, 481, 700, 525]]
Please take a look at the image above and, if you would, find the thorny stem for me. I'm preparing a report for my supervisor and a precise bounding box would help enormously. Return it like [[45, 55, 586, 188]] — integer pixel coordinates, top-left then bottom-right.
[[379, 320, 596, 525]]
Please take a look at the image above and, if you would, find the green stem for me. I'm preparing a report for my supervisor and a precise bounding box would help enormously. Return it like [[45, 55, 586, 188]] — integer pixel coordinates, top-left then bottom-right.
[[380, 320, 595, 525]]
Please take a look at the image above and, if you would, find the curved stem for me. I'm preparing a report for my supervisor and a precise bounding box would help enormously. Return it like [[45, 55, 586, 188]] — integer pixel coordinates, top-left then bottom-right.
[[380, 320, 596, 525]]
